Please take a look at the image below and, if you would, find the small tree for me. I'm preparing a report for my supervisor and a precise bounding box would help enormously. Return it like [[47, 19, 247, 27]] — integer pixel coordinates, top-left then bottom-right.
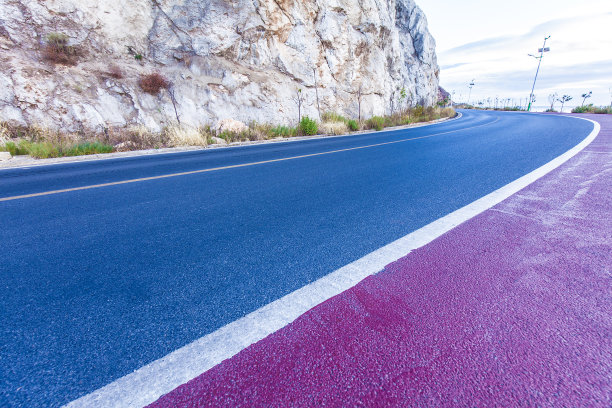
[[548, 92, 558, 111], [581, 91, 592, 106], [399, 87, 407, 112], [357, 85, 363, 123], [557, 95, 572, 113], [313, 68, 321, 121], [292, 88, 305, 124]]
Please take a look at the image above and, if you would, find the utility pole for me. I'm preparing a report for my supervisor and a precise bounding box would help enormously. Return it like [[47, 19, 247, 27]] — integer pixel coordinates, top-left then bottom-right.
[[527, 36, 551, 112]]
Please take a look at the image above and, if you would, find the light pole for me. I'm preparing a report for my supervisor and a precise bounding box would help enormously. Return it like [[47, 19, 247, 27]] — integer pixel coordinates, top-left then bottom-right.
[[468, 80, 475, 105], [527, 36, 551, 112]]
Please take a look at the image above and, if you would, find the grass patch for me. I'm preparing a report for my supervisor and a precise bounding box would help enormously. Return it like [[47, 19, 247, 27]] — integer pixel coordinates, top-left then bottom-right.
[[366, 116, 385, 131], [0, 106, 456, 159], [0, 139, 113, 158], [271, 125, 297, 138]]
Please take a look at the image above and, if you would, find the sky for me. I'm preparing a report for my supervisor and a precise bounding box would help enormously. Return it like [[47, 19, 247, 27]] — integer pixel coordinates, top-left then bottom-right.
[[418, 0, 612, 109]]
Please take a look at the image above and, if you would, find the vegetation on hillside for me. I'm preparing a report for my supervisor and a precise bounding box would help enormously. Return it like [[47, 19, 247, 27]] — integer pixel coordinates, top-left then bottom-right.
[[0, 106, 456, 160]]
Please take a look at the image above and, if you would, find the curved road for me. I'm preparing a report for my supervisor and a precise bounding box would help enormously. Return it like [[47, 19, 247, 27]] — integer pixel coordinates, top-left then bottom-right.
[[0, 110, 595, 406]]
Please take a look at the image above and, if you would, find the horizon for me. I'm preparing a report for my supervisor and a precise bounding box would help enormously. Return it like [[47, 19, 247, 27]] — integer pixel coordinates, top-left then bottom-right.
[[419, 0, 612, 108]]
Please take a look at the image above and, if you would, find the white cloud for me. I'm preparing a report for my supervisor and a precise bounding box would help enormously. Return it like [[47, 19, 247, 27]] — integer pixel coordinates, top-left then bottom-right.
[[417, 1, 612, 107]]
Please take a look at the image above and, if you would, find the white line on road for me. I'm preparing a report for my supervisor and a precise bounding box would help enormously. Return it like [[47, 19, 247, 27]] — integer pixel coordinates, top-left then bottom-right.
[[1, 115, 488, 203], [65, 117, 600, 408]]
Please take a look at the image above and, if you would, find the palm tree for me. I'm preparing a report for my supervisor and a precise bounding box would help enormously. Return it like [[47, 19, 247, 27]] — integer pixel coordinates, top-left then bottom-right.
[[581, 91, 592, 107], [557, 95, 572, 113]]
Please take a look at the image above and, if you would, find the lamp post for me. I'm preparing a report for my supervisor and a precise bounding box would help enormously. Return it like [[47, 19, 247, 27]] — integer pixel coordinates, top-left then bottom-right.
[[527, 36, 551, 112], [468, 80, 475, 105]]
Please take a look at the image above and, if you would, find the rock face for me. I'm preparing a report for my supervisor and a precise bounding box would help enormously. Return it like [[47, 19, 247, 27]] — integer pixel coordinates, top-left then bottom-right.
[[0, 0, 439, 132]]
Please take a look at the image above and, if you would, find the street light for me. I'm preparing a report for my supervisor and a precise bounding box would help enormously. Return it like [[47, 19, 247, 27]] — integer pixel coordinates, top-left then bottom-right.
[[527, 36, 551, 112], [468, 80, 475, 105]]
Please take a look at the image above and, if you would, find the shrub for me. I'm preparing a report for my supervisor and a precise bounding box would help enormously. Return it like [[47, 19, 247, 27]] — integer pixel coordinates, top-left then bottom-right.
[[108, 65, 123, 79], [43, 32, 79, 66], [366, 116, 385, 131], [571, 105, 590, 113], [320, 121, 348, 136], [271, 125, 297, 138], [572, 104, 612, 114], [594, 106, 612, 114], [347, 119, 359, 131], [321, 112, 348, 123], [413, 105, 425, 117], [139, 73, 170, 95], [1, 141, 29, 156], [163, 125, 209, 147], [299, 116, 318, 136], [63, 142, 113, 156]]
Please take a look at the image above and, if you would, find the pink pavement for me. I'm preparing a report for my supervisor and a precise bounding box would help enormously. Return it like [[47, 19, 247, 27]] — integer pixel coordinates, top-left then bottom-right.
[[149, 114, 612, 407]]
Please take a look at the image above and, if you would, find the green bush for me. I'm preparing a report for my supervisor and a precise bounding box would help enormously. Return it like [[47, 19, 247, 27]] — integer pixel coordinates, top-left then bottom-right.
[[1, 141, 29, 156], [572, 105, 592, 113], [347, 119, 359, 131], [271, 125, 297, 138], [572, 104, 612, 114], [27, 142, 60, 159], [594, 106, 612, 114], [300, 116, 318, 136], [413, 105, 425, 117], [366, 116, 385, 131]]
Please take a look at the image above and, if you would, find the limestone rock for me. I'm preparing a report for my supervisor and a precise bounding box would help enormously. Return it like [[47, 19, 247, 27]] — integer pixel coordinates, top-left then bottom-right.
[[216, 119, 248, 135], [0, 0, 439, 132]]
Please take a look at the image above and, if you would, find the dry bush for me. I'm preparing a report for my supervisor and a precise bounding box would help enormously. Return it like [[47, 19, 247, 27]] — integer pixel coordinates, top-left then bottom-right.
[[139, 73, 170, 95], [164, 124, 209, 147], [104, 126, 165, 150], [43, 33, 80, 66], [108, 65, 123, 79], [320, 121, 348, 135]]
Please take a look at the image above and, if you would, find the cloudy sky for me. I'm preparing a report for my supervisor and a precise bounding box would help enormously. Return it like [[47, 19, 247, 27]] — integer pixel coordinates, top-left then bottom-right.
[[418, 1, 612, 109]]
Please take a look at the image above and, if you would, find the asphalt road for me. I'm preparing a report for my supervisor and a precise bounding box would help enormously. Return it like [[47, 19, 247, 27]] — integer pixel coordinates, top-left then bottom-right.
[[150, 113, 611, 408], [0, 110, 594, 407]]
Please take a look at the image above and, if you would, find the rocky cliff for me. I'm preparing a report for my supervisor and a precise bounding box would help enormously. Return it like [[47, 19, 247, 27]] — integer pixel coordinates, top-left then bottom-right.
[[0, 0, 439, 132]]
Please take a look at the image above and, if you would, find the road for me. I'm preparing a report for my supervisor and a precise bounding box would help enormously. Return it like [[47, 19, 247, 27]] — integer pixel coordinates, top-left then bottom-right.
[[150, 113, 611, 407], [0, 110, 594, 407]]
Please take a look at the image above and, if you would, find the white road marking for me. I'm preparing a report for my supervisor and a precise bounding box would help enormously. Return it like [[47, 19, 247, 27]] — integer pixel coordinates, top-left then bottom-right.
[[65, 117, 600, 408]]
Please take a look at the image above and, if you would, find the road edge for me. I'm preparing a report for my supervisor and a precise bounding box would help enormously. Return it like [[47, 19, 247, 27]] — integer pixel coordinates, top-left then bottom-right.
[[1, 114, 461, 171], [65, 115, 599, 408]]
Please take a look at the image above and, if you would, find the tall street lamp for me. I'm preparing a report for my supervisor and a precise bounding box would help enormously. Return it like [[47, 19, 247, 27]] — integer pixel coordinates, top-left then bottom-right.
[[527, 36, 551, 112], [468, 80, 475, 105]]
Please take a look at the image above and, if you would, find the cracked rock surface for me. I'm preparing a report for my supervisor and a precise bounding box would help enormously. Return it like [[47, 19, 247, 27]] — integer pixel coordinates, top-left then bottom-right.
[[0, 0, 439, 132]]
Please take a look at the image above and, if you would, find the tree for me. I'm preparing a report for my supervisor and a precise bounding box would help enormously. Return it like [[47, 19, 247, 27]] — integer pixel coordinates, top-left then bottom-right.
[[312, 68, 321, 121], [557, 95, 572, 113], [548, 92, 558, 111], [357, 85, 363, 123], [581, 91, 592, 106], [292, 88, 305, 124], [399, 87, 407, 112]]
